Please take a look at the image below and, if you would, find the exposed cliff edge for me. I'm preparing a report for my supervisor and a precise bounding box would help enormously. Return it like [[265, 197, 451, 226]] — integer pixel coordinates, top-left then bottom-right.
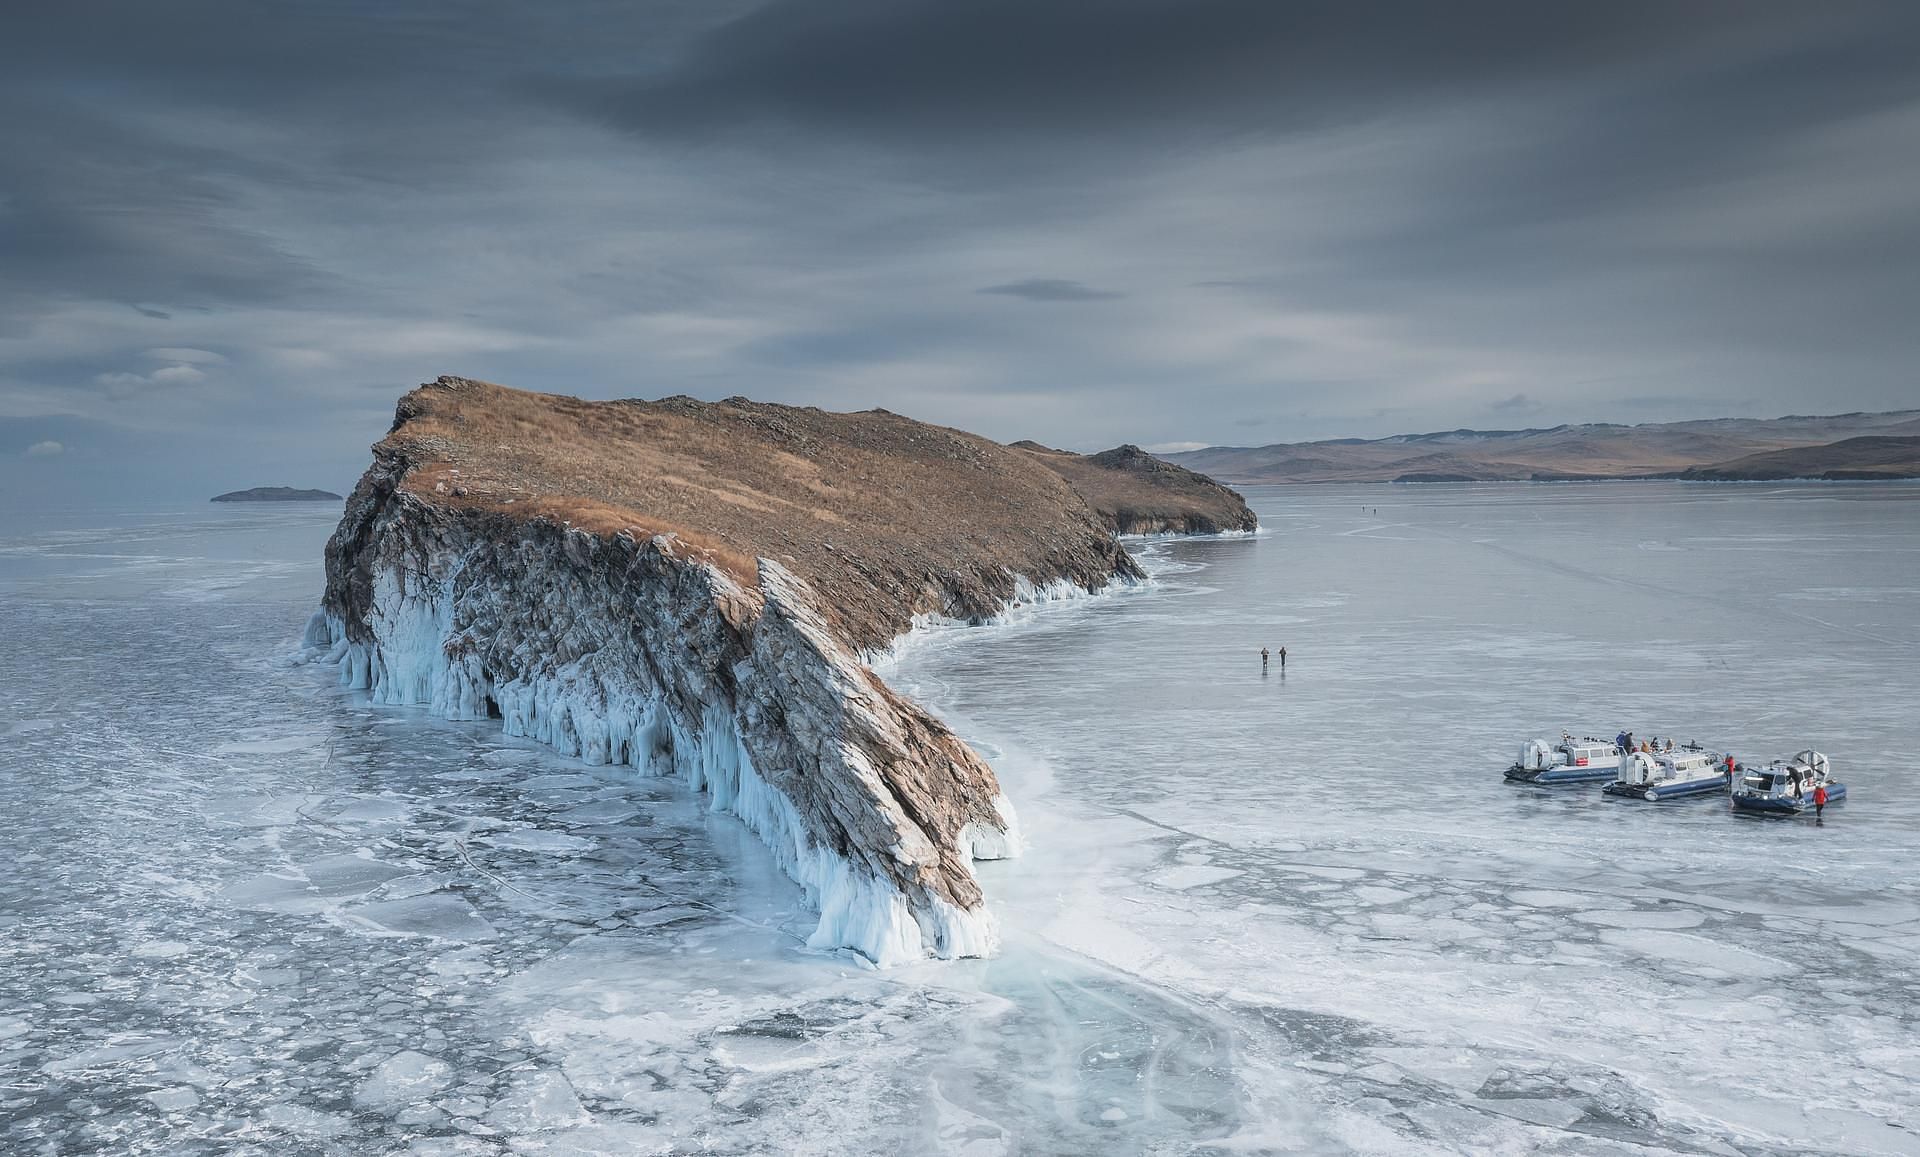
[[303, 377, 1254, 966], [1012, 442, 1258, 534]]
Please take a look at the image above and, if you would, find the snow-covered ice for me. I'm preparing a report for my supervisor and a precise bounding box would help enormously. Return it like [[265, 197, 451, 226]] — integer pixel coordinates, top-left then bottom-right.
[[2, 485, 1918, 1153]]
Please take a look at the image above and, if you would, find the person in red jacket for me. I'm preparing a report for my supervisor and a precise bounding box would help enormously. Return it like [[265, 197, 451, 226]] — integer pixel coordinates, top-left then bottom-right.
[[1813, 784, 1828, 819]]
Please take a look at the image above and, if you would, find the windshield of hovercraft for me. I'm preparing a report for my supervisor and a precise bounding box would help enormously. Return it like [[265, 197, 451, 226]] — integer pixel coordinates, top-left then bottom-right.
[[1743, 773, 1776, 791]]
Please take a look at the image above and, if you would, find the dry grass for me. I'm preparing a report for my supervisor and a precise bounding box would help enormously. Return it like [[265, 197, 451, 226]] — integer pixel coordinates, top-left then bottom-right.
[[1012, 443, 1255, 531], [377, 377, 1133, 647]]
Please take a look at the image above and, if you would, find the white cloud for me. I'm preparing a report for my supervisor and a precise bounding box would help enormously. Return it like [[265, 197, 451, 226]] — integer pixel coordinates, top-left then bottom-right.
[[150, 363, 208, 384], [95, 360, 209, 398], [145, 347, 227, 365], [26, 440, 64, 457]]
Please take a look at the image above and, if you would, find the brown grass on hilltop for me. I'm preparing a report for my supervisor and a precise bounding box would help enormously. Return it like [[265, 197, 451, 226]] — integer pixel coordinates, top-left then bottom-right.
[[1011, 442, 1256, 534], [371, 377, 1146, 649]]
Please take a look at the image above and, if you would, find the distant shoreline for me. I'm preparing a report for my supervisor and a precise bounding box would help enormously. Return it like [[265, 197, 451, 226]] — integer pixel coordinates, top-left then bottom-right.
[[1226, 473, 1920, 487], [1168, 416, 1920, 486]]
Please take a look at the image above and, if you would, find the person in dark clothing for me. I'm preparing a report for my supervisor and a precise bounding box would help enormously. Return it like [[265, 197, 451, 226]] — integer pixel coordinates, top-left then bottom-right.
[[1260, 647, 1269, 672], [1278, 646, 1287, 671]]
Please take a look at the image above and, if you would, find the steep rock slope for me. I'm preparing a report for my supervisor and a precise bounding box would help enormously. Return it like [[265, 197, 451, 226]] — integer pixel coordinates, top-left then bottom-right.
[[1013, 442, 1257, 534], [307, 377, 1242, 965]]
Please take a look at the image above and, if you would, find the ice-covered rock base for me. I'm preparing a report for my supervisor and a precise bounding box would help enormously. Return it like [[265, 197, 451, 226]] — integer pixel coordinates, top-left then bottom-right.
[[311, 487, 1022, 967]]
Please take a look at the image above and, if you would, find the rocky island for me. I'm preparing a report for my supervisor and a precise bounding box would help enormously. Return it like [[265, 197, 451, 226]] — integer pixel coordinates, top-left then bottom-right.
[[304, 376, 1252, 965], [213, 486, 343, 502]]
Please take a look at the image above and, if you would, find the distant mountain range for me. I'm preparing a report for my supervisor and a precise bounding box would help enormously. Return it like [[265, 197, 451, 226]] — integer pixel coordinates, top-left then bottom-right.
[[1165, 410, 1920, 483]]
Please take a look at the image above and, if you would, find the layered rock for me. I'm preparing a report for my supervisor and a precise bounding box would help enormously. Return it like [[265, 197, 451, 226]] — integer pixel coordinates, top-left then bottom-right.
[[307, 376, 1252, 965]]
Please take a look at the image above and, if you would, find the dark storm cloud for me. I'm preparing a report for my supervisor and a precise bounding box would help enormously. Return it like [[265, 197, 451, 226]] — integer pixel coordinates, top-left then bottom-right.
[[2, 0, 1919, 505], [979, 280, 1122, 303], [591, 0, 1718, 145], [0, 99, 331, 323], [0, 1, 738, 324]]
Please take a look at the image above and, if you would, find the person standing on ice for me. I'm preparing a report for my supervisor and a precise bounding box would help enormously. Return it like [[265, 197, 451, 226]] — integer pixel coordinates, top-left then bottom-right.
[[1279, 646, 1287, 671], [1814, 783, 1828, 819], [1260, 647, 1269, 672]]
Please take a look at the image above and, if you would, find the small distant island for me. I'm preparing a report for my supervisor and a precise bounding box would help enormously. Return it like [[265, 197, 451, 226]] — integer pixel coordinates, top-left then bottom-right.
[[211, 486, 343, 503]]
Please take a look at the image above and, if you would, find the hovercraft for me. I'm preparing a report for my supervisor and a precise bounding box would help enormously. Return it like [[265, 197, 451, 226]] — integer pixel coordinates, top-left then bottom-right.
[[1604, 748, 1728, 801], [1506, 735, 1623, 784], [1730, 750, 1845, 815]]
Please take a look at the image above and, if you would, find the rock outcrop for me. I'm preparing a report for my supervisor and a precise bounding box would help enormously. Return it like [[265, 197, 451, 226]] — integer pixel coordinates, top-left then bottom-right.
[[1012, 442, 1258, 535], [306, 377, 1252, 965]]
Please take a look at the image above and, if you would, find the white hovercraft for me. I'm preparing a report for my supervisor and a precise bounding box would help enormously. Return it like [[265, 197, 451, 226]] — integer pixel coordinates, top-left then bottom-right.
[[1506, 734, 1623, 784], [1730, 750, 1845, 816], [1604, 746, 1728, 801]]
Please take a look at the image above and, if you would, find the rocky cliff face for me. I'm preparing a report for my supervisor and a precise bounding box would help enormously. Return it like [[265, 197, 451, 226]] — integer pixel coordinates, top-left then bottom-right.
[[307, 377, 1250, 965]]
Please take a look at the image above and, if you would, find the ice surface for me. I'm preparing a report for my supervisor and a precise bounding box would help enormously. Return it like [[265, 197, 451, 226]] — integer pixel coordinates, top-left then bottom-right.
[[341, 895, 500, 941], [484, 1069, 591, 1131], [260, 1102, 355, 1138], [552, 799, 642, 826], [4, 485, 1918, 1154], [479, 829, 597, 853], [1148, 864, 1245, 890], [355, 1049, 455, 1110]]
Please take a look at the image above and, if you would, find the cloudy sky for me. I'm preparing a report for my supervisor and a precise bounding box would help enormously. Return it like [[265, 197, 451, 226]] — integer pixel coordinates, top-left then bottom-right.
[[4, 1, 1919, 500]]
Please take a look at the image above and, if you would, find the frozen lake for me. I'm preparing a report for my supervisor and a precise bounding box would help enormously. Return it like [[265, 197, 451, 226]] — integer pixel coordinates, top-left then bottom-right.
[[2, 483, 1917, 1154]]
